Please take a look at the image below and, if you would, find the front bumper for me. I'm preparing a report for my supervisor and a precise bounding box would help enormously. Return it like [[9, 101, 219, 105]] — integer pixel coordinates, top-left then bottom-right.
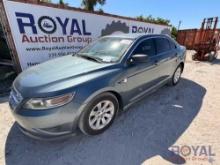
[[9, 95, 83, 140], [17, 123, 78, 141]]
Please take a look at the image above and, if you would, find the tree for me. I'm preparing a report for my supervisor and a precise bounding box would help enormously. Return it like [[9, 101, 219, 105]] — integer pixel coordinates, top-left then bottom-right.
[[97, 8, 104, 14], [136, 15, 178, 39], [155, 17, 170, 26], [59, 0, 64, 5], [81, 0, 106, 11], [136, 15, 144, 22], [136, 15, 170, 26], [171, 26, 178, 39]]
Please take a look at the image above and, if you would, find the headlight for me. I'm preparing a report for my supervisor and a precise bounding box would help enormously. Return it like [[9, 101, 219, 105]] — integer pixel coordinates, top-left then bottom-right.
[[24, 93, 74, 110]]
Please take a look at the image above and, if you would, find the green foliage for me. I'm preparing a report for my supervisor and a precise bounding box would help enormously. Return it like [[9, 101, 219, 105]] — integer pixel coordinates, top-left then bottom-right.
[[59, 0, 64, 5], [82, 0, 106, 11], [136, 15, 145, 21], [136, 15, 178, 39], [97, 8, 104, 14], [136, 15, 170, 26], [171, 26, 178, 39], [156, 17, 170, 26]]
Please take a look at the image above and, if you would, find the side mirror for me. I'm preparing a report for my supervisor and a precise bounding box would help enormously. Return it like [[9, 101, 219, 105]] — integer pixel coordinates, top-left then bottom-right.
[[130, 54, 149, 64]]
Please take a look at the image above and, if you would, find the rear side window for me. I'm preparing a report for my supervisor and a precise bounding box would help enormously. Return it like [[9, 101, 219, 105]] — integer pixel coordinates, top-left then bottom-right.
[[133, 39, 156, 57], [155, 38, 170, 54], [169, 40, 177, 49]]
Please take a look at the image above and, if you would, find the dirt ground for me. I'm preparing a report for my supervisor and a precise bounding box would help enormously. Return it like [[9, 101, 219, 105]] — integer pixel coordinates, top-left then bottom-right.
[[0, 51, 220, 165]]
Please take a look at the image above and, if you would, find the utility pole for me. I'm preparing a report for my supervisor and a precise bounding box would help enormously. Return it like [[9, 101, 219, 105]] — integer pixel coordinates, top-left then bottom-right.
[[177, 21, 182, 30]]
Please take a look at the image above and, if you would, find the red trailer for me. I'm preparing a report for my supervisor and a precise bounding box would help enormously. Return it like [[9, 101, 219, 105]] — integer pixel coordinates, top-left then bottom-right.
[[177, 17, 220, 61]]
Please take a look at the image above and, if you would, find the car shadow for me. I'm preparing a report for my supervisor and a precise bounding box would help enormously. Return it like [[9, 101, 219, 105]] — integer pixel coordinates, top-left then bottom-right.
[[5, 78, 206, 165]]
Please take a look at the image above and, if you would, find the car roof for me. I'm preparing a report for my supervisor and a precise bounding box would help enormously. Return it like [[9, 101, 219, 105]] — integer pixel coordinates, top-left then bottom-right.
[[103, 33, 170, 40]]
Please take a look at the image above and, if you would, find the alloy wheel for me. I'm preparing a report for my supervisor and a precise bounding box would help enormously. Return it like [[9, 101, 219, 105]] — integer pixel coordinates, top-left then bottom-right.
[[174, 67, 182, 84], [88, 100, 115, 130]]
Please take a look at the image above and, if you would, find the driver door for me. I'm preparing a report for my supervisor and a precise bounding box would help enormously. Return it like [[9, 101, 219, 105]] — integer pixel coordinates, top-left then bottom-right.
[[121, 38, 161, 104]]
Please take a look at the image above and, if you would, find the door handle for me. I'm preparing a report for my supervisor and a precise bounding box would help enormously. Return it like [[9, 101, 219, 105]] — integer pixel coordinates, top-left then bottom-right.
[[118, 78, 128, 84]]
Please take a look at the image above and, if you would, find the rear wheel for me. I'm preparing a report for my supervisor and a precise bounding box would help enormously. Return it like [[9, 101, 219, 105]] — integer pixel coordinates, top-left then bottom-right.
[[79, 92, 119, 135], [169, 65, 183, 86]]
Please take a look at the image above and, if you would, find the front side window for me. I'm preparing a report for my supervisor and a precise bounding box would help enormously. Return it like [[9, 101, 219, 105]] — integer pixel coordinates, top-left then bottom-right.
[[155, 38, 170, 54], [79, 37, 134, 63], [132, 39, 156, 57]]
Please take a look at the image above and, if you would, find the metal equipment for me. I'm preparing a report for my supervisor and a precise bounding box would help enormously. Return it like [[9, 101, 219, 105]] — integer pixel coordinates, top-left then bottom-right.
[[177, 17, 220, 61]]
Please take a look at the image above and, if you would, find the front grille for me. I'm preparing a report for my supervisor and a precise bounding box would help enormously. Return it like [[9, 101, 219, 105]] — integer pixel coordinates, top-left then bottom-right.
[[9, 88, 23, 110]]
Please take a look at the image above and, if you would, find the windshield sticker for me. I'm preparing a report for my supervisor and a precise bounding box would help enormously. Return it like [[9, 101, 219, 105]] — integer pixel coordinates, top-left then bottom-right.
[[101, 56, 114, 62], [120, 39, 132, 45]]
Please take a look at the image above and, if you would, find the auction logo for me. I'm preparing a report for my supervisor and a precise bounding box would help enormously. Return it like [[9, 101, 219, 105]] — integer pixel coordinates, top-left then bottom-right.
[[38, 16, 57, 34], [101, 21, 129, 36], [15, 12, 92, 36], [15, 12, 92, 44], [132, 26, 154, 34]]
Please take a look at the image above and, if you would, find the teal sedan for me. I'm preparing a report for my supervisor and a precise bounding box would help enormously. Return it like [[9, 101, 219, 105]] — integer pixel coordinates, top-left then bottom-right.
[[9, 34, 186, 140]]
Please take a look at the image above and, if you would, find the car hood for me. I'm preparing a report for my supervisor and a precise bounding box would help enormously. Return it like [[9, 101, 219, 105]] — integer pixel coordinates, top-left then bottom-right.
[[14, 55, 113, 95]]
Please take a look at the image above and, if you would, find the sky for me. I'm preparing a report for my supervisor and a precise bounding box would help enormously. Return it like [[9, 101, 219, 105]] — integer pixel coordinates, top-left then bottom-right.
[[52, 0, 220, 29]]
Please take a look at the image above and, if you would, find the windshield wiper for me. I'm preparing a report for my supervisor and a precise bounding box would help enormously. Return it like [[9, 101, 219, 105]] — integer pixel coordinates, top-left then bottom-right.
[[76, 53, 103, 63]]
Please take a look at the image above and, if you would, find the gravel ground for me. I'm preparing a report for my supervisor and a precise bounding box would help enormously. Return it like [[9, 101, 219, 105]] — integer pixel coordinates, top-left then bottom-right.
[[0, 51, 220, 165]]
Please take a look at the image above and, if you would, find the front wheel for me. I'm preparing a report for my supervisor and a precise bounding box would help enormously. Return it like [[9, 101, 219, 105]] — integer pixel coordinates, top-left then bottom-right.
[[79, 92, 119, 135]]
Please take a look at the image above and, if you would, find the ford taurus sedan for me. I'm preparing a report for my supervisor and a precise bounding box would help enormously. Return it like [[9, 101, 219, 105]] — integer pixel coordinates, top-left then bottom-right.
[[9, 34, 186, 140]]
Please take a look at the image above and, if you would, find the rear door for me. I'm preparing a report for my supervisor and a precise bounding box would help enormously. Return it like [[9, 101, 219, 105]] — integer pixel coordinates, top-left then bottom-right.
[[154, 37, 174, 80], [168, 39, 179, 74]]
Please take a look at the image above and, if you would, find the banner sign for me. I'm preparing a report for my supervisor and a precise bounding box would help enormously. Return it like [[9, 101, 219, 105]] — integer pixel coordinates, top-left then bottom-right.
[[3, 0, 171, 70]]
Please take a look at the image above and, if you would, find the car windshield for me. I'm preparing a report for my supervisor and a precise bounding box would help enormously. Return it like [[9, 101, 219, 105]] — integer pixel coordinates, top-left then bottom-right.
[[78, 37, 134, 63]]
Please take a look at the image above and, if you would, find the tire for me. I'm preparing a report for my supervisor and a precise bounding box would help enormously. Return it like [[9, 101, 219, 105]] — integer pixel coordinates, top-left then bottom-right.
[[192, 54, 196, 60], [79, 92, 119, 135], [208, 54, 214, 62], [168, 65, 183, 86]]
